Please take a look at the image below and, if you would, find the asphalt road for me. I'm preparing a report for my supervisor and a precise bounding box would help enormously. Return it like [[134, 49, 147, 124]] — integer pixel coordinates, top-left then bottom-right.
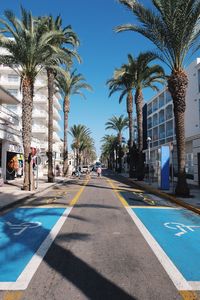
[[0, 172, 199, 300]]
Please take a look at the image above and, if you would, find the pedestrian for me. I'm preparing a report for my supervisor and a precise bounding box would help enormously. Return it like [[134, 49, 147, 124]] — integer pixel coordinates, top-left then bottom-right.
[[97, 166, 102, 178]]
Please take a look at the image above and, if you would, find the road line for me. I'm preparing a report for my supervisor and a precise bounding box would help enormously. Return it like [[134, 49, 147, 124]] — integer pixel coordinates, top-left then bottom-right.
[[69, 179, 89, 207], [107, 179, 129, 207], [3, 291, 23, 300], [179, 290, 199, 300], [126, 207, 192, 290]]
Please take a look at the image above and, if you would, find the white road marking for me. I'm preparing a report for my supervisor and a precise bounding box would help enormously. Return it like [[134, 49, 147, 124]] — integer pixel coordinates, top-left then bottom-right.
[[0, 207, 72, 290], [126, 207, 194, 291]]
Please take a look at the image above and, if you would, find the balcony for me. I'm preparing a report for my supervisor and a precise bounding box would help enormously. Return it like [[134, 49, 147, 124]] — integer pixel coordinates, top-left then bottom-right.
[[32, 109, 48, 120], [53, 108, 61, 121], [34, 95, 47, 104], [32, 124, 48, 134], [54, 97, 62, 110], [53, 132, 60, 142], [0, 105, 20, 127], [53, 120, 61, 132]]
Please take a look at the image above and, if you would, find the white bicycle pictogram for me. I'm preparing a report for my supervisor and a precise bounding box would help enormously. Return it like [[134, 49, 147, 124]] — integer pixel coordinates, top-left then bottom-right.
[[6, 221, 42, 236], [164, 222, 200, 237]]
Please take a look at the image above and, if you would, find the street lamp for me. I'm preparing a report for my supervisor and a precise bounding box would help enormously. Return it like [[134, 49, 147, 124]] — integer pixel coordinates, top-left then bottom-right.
[[147, 137, 151, 184]]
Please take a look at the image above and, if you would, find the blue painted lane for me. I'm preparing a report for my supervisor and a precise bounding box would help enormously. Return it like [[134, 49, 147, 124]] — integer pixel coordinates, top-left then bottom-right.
[[0, 207, 66, 282], [132, 208, 200, 281]]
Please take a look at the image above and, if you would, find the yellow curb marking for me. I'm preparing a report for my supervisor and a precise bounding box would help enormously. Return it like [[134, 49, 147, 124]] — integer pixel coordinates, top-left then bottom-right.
[[69, 179, 89, 207], [179, 291, 199, 300], [107, 179, 129, 207], [3, 291, 23, 300]]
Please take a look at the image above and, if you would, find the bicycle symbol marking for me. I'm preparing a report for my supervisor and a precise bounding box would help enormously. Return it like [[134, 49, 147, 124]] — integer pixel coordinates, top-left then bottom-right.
[[164, 222, 200, 237], [6, 221, 42, 236]]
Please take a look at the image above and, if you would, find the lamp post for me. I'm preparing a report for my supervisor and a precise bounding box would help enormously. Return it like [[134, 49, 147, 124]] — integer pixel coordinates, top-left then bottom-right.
[[147, 137, 151, 184]]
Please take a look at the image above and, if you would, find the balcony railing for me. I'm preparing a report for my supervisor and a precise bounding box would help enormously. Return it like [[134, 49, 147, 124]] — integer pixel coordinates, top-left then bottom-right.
[[0, 105, 20, 126]]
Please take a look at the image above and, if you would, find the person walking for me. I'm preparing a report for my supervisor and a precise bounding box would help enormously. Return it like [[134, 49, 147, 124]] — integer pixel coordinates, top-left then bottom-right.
[[97, 166, 102, 178]]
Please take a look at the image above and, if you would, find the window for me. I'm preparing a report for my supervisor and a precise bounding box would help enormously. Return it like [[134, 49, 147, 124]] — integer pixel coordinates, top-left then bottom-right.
[[7, 89, 18, 97], [152, 113, 158, 126], [159, 93, 164, 108], [198, 69, 200, 93], [186, 153, 194, 174], [166, 120, 173, 137], [166, 104, 173, 120], [152, 99, 158, 112], [166, 91, 172, 103], [8, 74, 19, 82], [159, 109, 165, 123], [147, 103, 152, 115], [159, 124, 165, 139], [147, 117, 152, 129], [153, 127, 158, 141], [147, 129, 152, 140]]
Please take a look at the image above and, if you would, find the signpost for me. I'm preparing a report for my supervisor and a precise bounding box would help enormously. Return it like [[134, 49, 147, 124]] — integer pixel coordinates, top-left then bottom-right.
[[160, 145, 170, 190]]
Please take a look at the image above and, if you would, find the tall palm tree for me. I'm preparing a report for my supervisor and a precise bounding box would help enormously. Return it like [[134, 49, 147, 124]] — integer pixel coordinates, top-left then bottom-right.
[[69, 124, 91, 167], [105, 115, 128, 172], [39, 15, 80, 182], [116, 0, 200, 195], [126, 53, 165, 180], [107, 68, 135, 177], [56, 69, 92, 176], [0, 8, 66, 190], [101, 134, 118, 170]]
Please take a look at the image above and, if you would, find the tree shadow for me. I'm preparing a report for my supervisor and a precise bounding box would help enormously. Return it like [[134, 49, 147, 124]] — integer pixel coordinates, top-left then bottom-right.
[[0, 208, 137, 299]]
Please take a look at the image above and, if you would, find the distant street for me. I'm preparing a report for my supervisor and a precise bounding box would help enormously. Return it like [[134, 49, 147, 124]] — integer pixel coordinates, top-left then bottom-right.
[[0, 171, 200, 300]]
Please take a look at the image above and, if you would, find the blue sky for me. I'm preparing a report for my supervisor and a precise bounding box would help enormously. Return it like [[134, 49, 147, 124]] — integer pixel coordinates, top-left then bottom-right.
[[0, 0, 194, 157]]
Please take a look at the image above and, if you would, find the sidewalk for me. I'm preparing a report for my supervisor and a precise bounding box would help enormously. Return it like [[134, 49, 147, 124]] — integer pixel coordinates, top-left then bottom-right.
[[120, 172, 200, 215], [0, 176, 66, 211]]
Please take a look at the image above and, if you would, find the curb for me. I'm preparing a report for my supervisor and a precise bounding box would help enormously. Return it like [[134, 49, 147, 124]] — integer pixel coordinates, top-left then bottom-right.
[[118, 175, 200, 215], [0, 179, 64, 213]]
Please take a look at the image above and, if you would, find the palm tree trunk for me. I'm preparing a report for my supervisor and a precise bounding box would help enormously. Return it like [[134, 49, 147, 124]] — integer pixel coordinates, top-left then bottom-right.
[[135, 88, 145, 180], [168, 70, 189, 196], [126, 91, 134, 178], [47, 68, 55, 183], [21, 76, 34, 191], [63, 96, 70, 176]]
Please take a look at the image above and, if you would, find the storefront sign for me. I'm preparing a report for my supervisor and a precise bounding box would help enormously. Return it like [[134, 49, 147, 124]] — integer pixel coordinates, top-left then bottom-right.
[[7, 144, 23, 153]]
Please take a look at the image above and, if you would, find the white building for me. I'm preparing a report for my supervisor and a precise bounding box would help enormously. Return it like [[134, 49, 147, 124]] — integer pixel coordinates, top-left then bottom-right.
[[0, 86, 23, 182], [145, 57, 200, 185], [0, 63, 63, 174]]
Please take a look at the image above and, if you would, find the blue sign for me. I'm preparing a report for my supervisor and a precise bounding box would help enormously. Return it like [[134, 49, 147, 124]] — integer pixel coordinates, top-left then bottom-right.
[[0, 207, 66, 283], [161, 145, 170, 190], [132, 207, 200, 281]]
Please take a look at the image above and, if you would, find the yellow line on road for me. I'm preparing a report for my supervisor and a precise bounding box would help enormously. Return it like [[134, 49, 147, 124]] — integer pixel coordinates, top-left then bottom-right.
[[107, 179, 129, 207], [3, 291, 23, 300], [69, 179, 89, 207], [179, 291, 200, 300]]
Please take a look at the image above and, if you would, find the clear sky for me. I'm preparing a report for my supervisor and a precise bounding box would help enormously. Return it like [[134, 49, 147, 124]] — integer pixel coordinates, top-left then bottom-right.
[[0, 0, 195, 158]]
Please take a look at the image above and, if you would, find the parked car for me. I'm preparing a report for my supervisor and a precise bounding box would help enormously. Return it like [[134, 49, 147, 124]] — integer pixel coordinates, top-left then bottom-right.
[[81, 165, 89, 173]]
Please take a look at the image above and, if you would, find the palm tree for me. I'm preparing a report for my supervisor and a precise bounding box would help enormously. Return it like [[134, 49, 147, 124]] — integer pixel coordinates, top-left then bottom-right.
[[116, 0, 200, 195], [107, 67, 135, 177], [69, 124, 91, 167], [39, 15, 80, 182], [126, 53, 165, 180], [105, 115, 128, 172], [0, 8, 66, 190], [101, 134, 118, 170], [56, 69, 92, 176]]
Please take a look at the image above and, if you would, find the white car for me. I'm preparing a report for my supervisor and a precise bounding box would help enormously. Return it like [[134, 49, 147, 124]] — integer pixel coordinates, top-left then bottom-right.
[[81, 165, 89, 173]]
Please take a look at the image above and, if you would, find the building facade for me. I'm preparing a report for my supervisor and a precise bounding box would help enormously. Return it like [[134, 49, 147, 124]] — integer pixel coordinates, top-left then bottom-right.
[[0, 62, 63, 176], [145, 57, 200, 185], [0, 86, 23, 182]]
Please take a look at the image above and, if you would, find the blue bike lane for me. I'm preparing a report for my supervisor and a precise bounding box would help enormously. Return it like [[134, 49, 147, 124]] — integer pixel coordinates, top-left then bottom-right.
[[0, 207, 72, 290], [127, 206, 200, 291]]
